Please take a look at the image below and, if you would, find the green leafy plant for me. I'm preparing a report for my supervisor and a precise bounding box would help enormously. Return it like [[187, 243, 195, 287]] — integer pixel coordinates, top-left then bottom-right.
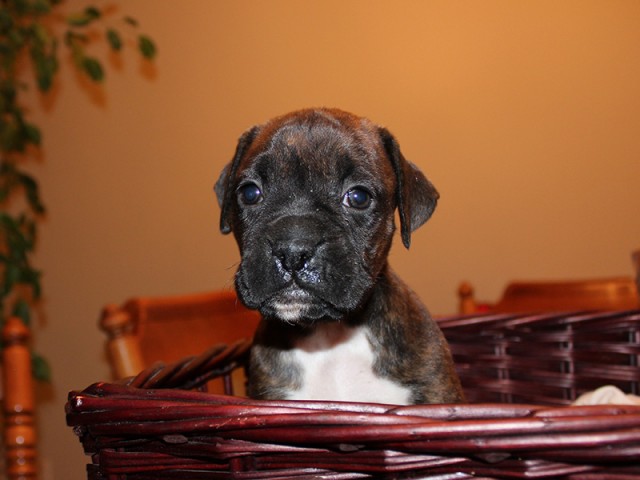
[[0, 0, 156, 381]]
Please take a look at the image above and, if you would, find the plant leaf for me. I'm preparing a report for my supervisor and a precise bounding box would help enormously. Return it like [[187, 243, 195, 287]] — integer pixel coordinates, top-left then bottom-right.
[[67, 6, 101, 27], [19, 172, 46, 214], [64, 30, 88, 48], [106, 28, 122, 51], [32, 353, 52, 382], [24, 123, 41, 146], [0, 119, 20, 151], [84, 6, 101, 20], [0, 9, 14, 33], [138, 35, 156, 59], [33, 53, 58, 92], [31, 0, 53, 15], [11, 0, 30, 15], [12, 299, 31, 326], [81, 57, 104, 82], [21, 267, 42, 299], [124, 16, 139, 27], [3, 264, 21, 295]]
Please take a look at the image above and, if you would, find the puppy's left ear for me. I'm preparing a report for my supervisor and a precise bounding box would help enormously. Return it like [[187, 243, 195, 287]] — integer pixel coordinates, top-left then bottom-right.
[[215, 126, 259, 234], [379, 127, 439, 249]]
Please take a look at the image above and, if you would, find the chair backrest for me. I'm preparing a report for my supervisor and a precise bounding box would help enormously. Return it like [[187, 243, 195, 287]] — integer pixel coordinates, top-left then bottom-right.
[[459, 276, 640, 314], [100, 289, 261, 395], [632, 249, 640, 296], [2, 317, 37, 480]]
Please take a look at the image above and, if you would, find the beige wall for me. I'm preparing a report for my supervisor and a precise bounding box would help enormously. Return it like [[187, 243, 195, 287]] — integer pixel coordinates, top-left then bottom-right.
[[26, 1, 640, 478]]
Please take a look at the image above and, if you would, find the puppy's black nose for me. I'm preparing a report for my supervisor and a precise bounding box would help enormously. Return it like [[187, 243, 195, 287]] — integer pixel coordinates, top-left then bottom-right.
[[272, 240, 316, 273]]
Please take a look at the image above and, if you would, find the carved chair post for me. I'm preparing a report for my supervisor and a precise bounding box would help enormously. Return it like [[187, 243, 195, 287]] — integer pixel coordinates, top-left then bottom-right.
[[457, 281, 477, 314], [2, 317, 37, 480], [99, 305, 145, 379]]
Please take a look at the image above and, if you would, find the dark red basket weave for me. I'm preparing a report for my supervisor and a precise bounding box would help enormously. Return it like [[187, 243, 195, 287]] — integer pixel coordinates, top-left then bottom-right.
[[440, 310, 640, 405], [66, 310, 640, 479]]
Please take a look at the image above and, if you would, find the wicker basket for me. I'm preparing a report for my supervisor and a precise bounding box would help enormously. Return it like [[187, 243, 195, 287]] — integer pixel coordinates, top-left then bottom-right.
[[66, 310, 640, 479]]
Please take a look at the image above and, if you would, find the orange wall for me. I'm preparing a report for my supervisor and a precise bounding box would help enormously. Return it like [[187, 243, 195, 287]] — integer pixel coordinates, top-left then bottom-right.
[[29, 1, 640, 478]]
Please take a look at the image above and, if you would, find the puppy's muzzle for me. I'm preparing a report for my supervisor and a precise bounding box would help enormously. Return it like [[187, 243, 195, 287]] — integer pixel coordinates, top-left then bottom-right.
[[268, 216, 325, 284]]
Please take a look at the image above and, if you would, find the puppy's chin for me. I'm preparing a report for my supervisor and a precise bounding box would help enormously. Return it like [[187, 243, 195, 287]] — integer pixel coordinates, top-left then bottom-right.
[[261, 288, 344, 326]]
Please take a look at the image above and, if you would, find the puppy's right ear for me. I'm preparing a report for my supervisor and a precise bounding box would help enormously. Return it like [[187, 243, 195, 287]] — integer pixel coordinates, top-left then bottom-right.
[[215, 126, 259, 234]]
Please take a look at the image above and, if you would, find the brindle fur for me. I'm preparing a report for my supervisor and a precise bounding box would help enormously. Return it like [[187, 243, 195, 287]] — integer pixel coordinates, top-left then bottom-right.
[[216, 108, 464, 404]]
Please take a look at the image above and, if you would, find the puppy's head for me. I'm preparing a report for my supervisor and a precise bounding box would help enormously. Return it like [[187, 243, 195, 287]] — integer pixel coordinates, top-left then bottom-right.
[[216, 108, 438, 325]]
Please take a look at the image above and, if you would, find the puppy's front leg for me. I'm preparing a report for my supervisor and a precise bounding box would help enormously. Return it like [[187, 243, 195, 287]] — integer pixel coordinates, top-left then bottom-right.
[[247, 323, 303, 400]]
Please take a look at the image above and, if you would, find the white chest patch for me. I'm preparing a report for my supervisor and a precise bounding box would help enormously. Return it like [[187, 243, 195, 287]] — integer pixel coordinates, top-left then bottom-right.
[[286, 323, 411, 405]]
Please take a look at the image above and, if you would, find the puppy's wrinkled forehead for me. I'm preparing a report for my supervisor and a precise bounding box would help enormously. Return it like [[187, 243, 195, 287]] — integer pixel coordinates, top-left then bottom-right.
[[239, 110, 390, 182]]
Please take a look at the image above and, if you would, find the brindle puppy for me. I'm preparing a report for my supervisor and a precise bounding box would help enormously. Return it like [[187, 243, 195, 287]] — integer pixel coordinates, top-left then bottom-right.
[[215, 108, 464, 404]]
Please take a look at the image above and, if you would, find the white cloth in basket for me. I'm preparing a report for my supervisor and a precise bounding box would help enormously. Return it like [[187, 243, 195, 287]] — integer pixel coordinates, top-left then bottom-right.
[[573, 385, 640, 406]]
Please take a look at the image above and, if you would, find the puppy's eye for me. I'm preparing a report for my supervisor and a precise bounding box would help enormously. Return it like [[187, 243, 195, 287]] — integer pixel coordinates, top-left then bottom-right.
[[239, 183, 263, 205], [343, 188, 372, 209]]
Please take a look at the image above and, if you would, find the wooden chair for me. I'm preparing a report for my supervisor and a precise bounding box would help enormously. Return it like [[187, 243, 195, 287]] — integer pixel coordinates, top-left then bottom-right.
[[99, 289, 261, 395], [2, 317, 37, 480], [458, 276, 640, 314]]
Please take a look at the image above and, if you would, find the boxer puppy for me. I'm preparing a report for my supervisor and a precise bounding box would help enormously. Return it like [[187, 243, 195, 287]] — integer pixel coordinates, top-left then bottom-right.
[[215, 108, 464, 405]]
